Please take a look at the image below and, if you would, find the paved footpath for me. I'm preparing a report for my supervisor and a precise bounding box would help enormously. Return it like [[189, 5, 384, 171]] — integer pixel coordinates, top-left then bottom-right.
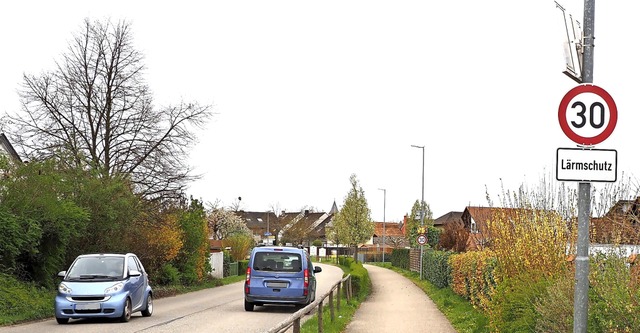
[[344, 264, 457, 333]]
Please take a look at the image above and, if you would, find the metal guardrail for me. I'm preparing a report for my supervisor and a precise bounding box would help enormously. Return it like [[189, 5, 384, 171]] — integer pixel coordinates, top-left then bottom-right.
[[266, 274, 353, 333]]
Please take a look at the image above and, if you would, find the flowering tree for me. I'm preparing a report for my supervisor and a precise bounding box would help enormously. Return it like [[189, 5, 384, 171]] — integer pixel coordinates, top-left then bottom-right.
[[333, 174, 374, 262], [207, 207, 250, 240]]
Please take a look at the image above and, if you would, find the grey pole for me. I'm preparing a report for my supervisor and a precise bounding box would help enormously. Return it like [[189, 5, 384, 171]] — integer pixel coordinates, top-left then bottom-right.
[[411, 145, 425, 280], [379, 188, 386, 263], [573, 1, 594, 332]]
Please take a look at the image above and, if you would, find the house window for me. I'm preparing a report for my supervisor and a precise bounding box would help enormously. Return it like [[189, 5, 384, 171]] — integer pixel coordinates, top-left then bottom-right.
[[470, 219, 478, 234]]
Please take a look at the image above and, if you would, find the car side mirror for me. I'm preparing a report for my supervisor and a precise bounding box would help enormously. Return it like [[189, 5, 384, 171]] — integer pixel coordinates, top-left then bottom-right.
[[57, 271, 66, 278], [129, 270, 142, 277], [314, 266, 322, 273]]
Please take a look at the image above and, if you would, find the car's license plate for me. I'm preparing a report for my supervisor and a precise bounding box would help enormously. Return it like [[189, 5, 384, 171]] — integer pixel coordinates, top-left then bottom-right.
[[267, 282, 288, 288], [75, 303, 100, 310]]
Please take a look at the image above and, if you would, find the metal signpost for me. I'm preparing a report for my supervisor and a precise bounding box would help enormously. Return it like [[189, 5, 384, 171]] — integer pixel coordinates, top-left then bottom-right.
[[411, 145, 425, 280], [556, 2, 618, 331]]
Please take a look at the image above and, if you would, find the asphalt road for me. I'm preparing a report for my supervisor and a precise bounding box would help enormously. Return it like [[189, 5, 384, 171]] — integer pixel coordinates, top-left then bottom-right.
[[0, 263, 343, 333]]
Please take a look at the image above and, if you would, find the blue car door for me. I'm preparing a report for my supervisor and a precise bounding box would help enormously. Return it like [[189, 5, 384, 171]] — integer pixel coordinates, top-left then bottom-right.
[[127, 257, 144, 309]]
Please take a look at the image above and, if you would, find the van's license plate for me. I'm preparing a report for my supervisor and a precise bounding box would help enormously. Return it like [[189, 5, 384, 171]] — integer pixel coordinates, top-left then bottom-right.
[[76, 303, 100, 310], [267, 282, 288, 288]]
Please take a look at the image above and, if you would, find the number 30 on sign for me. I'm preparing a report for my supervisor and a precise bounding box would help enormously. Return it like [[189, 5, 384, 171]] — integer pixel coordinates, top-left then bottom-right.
[[558, 84, 617, 146]]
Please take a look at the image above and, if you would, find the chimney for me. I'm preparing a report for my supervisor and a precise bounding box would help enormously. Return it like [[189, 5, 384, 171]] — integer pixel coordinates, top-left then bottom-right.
[[304, 209, 309, 216]]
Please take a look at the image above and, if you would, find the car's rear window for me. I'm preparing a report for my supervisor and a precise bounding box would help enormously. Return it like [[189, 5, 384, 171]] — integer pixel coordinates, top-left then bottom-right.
[[253, 251, 302, 272]]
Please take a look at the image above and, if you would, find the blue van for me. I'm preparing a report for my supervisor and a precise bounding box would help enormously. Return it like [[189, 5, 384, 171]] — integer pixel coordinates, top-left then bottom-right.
[[244, 246, 322, 311]]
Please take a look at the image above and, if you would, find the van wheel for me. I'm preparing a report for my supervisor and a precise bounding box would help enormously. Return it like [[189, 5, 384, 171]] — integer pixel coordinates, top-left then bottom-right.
[[56, 317, 69, 324], [244, 299, 254, 312]]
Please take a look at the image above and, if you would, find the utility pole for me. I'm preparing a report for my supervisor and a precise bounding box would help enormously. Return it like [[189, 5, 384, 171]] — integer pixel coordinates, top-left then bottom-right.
[[378, 188, 386, 263], [574, 1, 595, 332], [411, 145, 425, 280]]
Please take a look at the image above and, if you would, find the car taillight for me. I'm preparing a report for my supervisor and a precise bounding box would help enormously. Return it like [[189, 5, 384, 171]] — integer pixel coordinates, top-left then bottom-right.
[[245, 267, 251, 294], [303, 269, 309, 296]]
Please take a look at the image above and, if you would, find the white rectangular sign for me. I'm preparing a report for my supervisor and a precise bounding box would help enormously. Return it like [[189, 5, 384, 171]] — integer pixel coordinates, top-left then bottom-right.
[[556, 148, 617, 182]]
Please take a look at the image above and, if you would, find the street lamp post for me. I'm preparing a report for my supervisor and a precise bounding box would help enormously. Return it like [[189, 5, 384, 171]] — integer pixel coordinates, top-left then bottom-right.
[[411, 145, 425, 280], [378, 188, 386, 263]]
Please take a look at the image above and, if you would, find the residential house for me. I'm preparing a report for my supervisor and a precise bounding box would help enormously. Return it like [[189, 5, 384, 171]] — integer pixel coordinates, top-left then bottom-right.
[[461, 206, 562, 251], [0, 133, 22, 163], [234, 201, 338, 246], [433, 211, 463, 230], [591, 197, 640, 244], [235, 210, 280, 245], [461, 206, 527, 251], [371, 221, 408, 249], [280, 209, 332, 246]]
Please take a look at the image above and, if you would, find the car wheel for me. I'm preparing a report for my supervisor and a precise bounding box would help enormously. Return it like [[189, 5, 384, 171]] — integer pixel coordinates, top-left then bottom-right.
[[56, 317, 69, 324], [120, 298, 132, 322], [141, 294, 153, 317], [244, 299, 254, 312]]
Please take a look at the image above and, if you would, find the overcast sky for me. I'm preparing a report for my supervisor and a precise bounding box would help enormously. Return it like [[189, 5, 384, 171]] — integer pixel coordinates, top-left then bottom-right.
[[1, 1, 638, 222]]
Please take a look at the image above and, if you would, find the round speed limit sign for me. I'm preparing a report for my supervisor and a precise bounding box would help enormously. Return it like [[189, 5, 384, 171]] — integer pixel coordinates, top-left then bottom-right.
[[417, 234, 427, 245], [558, 84, 617, 146]]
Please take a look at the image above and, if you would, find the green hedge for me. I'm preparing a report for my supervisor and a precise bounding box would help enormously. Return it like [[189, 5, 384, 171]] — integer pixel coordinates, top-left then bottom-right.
[[346, 260, 371, 299], [427, 226, 441, 249], [222, 251, 231, 277], [390, 248, 410, 270], [238, 260, 249, 276], [423, 249, 452, 288]]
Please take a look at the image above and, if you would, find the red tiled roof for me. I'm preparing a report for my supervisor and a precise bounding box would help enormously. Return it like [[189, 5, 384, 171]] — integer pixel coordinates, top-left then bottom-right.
[[373, 222, 404, 237]]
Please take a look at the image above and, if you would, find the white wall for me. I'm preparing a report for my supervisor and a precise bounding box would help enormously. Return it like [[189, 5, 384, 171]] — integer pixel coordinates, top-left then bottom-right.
[[209, 252, 224, 279]]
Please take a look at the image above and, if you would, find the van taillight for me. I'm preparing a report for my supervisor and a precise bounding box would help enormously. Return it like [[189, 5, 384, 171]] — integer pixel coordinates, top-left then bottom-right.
[[245, 267, 251, 294], [303, 269, 309, 296]]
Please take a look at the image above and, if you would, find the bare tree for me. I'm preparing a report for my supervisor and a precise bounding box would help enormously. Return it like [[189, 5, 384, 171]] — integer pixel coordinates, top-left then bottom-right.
[[385, 235, 407, 249], [2, 18, 211, 201], [439, 220, 469, 252]]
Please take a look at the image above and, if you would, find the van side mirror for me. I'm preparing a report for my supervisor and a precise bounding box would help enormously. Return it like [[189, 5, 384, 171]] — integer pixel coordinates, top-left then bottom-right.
[[314, 266, 322, 273], [129, 270, 141, 277], [57, 271, 66, 278]]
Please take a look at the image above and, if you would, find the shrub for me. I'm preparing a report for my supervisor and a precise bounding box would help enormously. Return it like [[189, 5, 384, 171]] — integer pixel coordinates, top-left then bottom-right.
[[338, 256, 355, 267], [0, 273, 54, 325], [487, 208, 570, 280], [390, 248, 410, 270], [534, 269, 574, 333], [346, 260, 370, 299], [426, 226, 441, 249], [238, 260, 249, 276], [180, 259, 199, 286], [175, 199, 210, 283], [154, 263, 181, 286], [449, 250, 497, 311], [535, 253, 640, 332], [423, 249, 452, 288], [223, 251, 231, 277], [488, 272, 552, 332], [587, 253, 640, 332], [226, 233, 253, 261]]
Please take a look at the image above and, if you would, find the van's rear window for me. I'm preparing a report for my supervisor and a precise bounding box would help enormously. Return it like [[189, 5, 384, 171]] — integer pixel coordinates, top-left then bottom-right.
[[253, 252, 302, 272]]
